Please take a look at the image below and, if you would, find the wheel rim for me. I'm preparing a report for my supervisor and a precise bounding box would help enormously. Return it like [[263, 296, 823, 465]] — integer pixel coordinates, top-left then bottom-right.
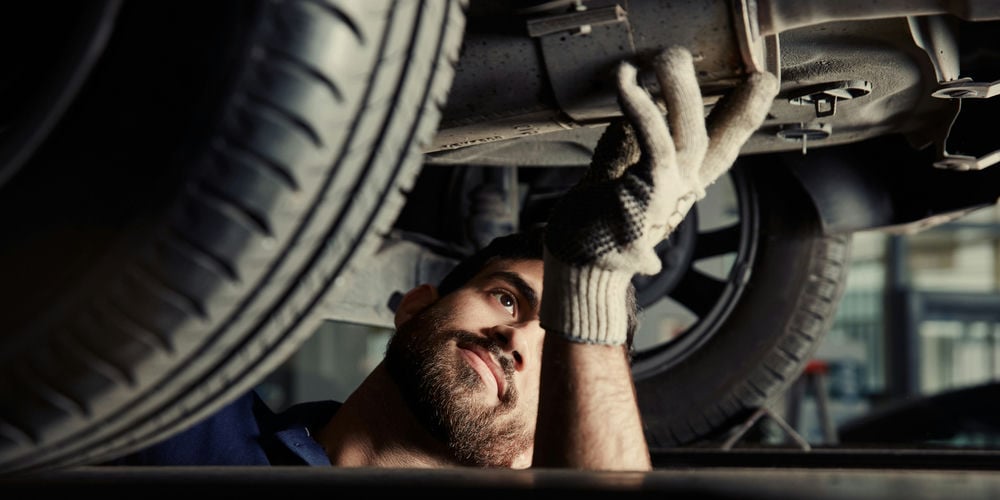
[[631, 164, 760, 378]]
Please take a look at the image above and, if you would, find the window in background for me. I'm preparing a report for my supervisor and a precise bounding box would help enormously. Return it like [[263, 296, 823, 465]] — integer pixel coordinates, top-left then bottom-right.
[[787, 204, 999, 445]]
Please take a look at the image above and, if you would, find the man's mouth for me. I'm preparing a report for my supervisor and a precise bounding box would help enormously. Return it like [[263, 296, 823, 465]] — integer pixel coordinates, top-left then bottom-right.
[[459, 345, 506, 400]]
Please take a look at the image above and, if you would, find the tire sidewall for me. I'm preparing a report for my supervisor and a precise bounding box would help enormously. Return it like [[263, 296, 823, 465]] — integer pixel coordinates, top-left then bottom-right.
[[635, 160, 851, 446]]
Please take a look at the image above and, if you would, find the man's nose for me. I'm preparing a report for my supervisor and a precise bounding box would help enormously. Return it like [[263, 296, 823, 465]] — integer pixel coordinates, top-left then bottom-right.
[[487, 321, 541, 370]]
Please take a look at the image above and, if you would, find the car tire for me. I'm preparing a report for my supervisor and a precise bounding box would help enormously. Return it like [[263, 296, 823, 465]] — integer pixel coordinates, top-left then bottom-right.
[[632, 157, 852, 448], [0, 0, 466, 474]]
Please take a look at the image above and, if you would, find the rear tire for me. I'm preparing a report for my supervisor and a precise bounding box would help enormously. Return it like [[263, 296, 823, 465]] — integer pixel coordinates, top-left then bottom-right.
[[633, 158, 852, 447]]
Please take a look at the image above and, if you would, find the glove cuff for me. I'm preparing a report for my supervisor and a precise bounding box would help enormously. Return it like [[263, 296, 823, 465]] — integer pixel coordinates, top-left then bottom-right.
[[540, 248, 634, 345]]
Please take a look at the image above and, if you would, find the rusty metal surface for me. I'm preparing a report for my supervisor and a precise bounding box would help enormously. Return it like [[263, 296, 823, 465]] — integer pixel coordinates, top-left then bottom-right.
[[428, 0, 958, 160]]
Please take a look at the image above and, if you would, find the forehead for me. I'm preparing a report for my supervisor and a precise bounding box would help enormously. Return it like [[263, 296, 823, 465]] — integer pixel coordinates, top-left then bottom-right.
[[471, 258, 544, 291]]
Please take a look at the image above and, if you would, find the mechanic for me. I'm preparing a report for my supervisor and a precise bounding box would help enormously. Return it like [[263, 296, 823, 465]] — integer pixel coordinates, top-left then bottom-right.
[[105, 47, 777, 471]]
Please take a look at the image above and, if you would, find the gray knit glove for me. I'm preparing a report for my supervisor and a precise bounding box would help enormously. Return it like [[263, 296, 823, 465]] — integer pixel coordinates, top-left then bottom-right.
[[541, 47, 779, 345]]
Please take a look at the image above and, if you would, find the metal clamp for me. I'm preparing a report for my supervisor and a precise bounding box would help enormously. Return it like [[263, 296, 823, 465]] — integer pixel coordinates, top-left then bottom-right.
[[932, 78, 1000, 99], [934, 150, 1000, 171], [526, 4, 627, 37], [788, 80, 872, 118], [908, 15, 1000, 100], [527, 0, 636, 123]]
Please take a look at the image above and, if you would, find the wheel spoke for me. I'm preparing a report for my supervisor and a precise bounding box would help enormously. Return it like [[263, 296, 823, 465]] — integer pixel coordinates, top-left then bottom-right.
[[669, 268, 727, 317], [693, 223, 741, 260]]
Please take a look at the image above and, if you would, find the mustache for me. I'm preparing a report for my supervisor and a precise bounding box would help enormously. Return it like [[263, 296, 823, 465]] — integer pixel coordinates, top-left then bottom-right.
[[453, 331, 516, 398]]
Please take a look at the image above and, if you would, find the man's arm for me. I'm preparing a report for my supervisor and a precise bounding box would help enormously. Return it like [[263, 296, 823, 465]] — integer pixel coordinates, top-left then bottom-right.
[[533, 337, 650, 469], [533, 47, 778, 470]]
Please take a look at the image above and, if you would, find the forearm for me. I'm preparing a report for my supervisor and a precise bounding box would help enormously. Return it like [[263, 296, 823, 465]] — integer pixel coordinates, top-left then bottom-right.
[[531, 46, 776, 471], [532, 334, 651, 470]]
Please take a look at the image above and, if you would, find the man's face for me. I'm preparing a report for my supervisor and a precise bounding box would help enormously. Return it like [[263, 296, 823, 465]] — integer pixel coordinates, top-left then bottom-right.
[[384, 258, 545, 468]]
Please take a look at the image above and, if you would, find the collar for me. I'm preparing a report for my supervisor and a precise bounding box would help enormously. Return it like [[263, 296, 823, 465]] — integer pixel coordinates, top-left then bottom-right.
[[256, 396, 342, 466], [275, 426, 332, 466]]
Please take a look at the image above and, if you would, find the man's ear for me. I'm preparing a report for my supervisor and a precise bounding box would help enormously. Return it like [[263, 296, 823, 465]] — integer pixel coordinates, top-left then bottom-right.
[[393, 284, 440, 329]]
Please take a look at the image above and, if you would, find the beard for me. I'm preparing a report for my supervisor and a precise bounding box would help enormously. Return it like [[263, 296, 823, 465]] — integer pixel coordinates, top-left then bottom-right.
[[384, 300, 534, 467]]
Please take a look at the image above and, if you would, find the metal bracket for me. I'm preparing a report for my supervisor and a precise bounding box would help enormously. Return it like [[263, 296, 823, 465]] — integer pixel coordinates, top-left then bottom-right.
[[528, 0, 636, 123], [908, 15, 1000, 100], [932, 78, 1000, 99], [527, 0, 777, 125], [907, 15, 1000, 170], [933, 99, 1000, 171], [526, 3, 627, 37], [934, 149, 1000, 171], [787, 80, 872, 118]]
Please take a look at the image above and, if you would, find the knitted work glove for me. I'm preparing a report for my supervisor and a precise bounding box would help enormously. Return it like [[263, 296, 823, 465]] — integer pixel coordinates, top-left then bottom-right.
[[541, 47, 779, 345]]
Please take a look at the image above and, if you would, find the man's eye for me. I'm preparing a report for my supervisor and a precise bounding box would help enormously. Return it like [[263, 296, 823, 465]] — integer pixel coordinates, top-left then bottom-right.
[[490, 291, 516, 315]]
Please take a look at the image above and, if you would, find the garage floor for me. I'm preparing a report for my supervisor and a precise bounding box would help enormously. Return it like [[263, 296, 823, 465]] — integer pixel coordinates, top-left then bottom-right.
[[3, 447, 999, 498]]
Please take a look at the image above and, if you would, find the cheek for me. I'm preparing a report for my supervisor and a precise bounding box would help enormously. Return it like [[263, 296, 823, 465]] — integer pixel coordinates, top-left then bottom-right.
[[518, 372, 542, 423], [519, 339, 545, 408], [445, 294, 506, 330]]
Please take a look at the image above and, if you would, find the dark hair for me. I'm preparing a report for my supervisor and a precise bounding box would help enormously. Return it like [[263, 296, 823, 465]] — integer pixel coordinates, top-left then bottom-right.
[[437, 226, 545, 297], [436, 225, 639, 354]]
